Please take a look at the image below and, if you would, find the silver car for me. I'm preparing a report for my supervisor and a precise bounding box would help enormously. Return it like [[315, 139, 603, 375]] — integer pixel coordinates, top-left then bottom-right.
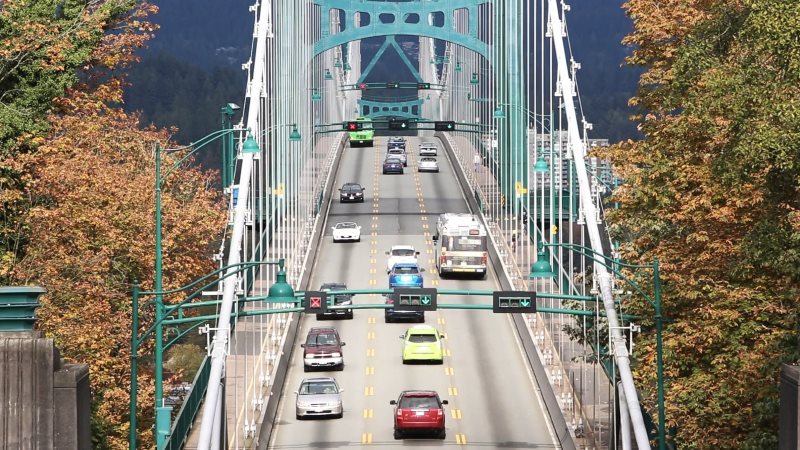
[[419, 142, 438, 156], [295, 377, 344, 419], [418, 157, 439, 173]]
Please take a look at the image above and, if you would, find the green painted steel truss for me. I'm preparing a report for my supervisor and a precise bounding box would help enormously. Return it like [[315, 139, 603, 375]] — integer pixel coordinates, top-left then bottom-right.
[[313, 0, 490, 119], [312, 0, 489, 58]]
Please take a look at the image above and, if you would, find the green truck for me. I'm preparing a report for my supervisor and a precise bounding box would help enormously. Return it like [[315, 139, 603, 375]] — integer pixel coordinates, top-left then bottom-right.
[[349, 116, 374, 147]]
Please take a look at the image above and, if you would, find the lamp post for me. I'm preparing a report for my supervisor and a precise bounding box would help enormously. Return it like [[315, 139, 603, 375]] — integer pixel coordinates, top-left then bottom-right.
[[129, 259, 295, 450], [142, 122, 299, 450], [530, 242, 666, 450]]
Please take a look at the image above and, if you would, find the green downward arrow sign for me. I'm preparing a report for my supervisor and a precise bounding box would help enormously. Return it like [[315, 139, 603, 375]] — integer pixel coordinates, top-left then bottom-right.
[[421, 296, 431, 305], [520, 299, 531, 307]]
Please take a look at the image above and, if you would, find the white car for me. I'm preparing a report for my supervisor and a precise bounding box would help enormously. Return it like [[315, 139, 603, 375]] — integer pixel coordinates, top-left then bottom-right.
[[332, 222, 361, 242], [418, 157, 439, 173], [386, 147, 407, 166], [419, 142, 438, 156], [386, 245, 420, 273]]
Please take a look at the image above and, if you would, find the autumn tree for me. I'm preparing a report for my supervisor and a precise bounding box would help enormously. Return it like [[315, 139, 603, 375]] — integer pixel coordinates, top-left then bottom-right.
[[600, 0, 800, 448], [0, 0, 153, 282], [4, 1, 227, 448]]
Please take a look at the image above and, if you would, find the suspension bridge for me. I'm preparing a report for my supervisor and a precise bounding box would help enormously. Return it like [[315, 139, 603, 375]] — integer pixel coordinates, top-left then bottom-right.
[[134, 1, 664, 449]]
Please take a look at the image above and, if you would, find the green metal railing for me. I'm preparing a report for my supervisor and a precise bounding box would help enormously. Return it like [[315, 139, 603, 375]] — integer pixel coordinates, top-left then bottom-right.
[[165, 355, 211, 450]]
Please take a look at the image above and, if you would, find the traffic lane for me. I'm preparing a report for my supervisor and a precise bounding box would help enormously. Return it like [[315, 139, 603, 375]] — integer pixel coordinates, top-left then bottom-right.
[[270, 141, 384, 448], [414, 137, 557, 447]]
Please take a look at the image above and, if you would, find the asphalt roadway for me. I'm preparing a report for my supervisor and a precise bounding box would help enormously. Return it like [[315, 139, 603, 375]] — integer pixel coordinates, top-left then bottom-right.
[[267, 136, 560, 449]]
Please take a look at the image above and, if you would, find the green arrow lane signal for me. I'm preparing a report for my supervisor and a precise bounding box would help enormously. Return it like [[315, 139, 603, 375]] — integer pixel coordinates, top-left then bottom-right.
[[492, 290, 536, 313], [393, 288, 437, 311]]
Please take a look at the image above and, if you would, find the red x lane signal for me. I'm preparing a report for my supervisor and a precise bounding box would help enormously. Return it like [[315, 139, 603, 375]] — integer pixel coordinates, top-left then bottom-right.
[[304, 291, 327, 314]]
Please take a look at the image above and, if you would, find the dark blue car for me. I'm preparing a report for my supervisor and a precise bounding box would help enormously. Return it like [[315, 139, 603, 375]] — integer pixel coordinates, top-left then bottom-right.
[[383, 157, 404, 174], [389, 263, 424, 288]]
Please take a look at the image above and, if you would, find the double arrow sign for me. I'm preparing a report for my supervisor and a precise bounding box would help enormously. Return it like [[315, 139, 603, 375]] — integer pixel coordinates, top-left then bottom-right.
[[492, 291, 536, 313]]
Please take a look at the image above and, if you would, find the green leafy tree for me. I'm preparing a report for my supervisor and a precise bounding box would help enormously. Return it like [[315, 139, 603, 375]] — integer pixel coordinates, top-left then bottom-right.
[[599, 0, 800, 448]]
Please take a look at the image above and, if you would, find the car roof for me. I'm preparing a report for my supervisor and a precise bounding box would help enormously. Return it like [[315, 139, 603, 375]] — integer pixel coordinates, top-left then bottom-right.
[[320, 282, 346, 290], [407, 325, 438, 334], [391, 245, 415, 250], [393, 262, 420, 268], [308, 326, 338, 334], [400, 390, 439, 397], [302, 377, 337, 383], [334, 222, 358, 227], [385, 157, 402, 162]]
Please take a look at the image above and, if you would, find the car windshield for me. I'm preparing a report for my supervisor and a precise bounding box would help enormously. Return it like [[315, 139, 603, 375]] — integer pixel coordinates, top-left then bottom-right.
[[408, 334, 437, 343], [388, 149, 403, 154], [299, 381, 338, 395], [306, 333, 338, 346], [342, 185, 362, 192], [421, 158, 436, 163], [399, 396, 439, 409], [392, 249, 416, 257], [393, 266, 419, 275], [336, 223, 356, 229], [385, 158, 401, 164]]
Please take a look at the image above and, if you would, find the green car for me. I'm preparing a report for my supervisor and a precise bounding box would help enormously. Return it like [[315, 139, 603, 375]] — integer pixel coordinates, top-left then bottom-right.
[[348, 116, 374, 147], [400, 325, 444, 364]]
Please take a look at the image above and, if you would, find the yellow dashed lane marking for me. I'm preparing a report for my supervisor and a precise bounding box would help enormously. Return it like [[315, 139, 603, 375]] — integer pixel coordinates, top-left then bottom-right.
[[444, 349, 451, 357], [370, 249, 377, 255], [432, 279, 440, 286], [363, 409, 373, 419], [456, 434, 467, 444], [365, 367, 375, 375], [442, 332, 448, 340], [366, 348, 375, 357], [364, 386, 374, 396], [367, 331, 376, 339], [451, 409, 462, 419], [437, 317, 446, 325], [369, 279, 377, 286], [361, 432, 373, 444], [368, 317, 376, 324], [445, 367, 454, 375], [369, 268, 376, 274], [448, 387, 458, 396]]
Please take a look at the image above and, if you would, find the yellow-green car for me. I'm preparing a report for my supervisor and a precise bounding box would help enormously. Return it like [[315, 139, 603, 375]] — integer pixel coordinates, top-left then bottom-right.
[[400, 325, 444, 364]]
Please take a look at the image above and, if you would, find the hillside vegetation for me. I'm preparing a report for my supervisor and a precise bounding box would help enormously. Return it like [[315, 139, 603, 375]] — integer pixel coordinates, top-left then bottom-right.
[[0, 1, 225, 447]]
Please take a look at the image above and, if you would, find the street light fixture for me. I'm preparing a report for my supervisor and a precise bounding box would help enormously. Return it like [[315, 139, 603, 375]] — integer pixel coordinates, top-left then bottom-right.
[[324, 69, 333, 80], [530, 242, 667, 450], [311, 89, 322, 101], [129, 259, 295, 450]]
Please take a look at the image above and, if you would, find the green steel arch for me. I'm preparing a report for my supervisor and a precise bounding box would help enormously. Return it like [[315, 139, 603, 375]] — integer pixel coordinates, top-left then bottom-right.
[[312, 0, 489, 59]]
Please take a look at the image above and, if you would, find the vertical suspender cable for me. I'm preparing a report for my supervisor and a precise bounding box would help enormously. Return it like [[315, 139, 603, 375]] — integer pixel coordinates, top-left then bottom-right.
[[546, 1, 651, 447]]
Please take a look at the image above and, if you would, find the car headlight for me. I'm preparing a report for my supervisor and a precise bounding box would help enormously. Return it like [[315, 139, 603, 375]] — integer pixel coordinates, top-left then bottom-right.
[[330, 352, 341, 357]]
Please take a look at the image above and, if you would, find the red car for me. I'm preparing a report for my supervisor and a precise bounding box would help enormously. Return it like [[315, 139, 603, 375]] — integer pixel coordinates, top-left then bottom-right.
[[389, 390, 448, 439]]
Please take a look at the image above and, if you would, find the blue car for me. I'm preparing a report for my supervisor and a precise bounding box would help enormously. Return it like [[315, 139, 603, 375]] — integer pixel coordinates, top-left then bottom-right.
[[389, 263, 425, 288], [383, 157, 404, 174]]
